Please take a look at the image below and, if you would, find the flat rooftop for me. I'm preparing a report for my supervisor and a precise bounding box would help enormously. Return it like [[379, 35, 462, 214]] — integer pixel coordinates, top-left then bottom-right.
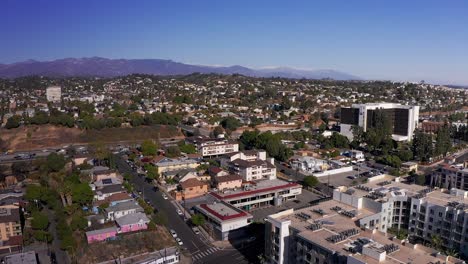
[[340, 175, 468, 209], [340, 175, 426, 202], [196, 201, 252, 222], [210, 179, 301, 200], [269, 200, 462, 264]]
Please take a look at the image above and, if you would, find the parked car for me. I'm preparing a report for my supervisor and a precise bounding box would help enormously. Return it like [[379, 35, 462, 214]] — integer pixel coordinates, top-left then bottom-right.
[[177, 209, 183, 216], [162, 194, 168, 200], [170, 229, 177, 238], [176, 237, 183, 245], [192, 226, 200, 235]]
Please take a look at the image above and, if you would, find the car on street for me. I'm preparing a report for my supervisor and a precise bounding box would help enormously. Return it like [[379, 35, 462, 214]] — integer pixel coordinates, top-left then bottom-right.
[[192, 226, 201, 235], [145, 199, 151, 204], [170, 229, 177, 238], [176, 237, 183, 245], [162, 194, 168, 200], [177, 209, 183, 215]]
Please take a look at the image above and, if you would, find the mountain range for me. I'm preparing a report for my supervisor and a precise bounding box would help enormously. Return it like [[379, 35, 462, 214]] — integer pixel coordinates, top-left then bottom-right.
[[0, 57, 361, 80]]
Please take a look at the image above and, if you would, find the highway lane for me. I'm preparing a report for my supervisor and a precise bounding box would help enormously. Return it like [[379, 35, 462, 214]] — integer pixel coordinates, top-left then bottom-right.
[[114, 155, 212, 255]]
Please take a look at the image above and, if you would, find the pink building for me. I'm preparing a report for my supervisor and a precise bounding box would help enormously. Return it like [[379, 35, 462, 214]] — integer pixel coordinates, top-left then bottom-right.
[[116, 212, 150, 233], [86, 226, 118, 243]]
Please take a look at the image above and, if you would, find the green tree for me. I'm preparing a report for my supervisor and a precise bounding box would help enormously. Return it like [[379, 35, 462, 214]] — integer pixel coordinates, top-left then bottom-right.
[[412, 130, 434, 162], [221, 117, 241, 132], [33, 230, 53, 243], [434, 125, 451, 157], [70, 215, 88, 230], [191, 214, 205, 226], [179, 143, 197, 154], [330, 133, 349, 148], [5, 115, 21, 129], [145, 164, 159, 181], [141, 140, 159, 156], [71, 183, 93, 205], [303, 176, 319, 188], [166, 146, 181, 158], [46, 153, 66, 172], [31, 211, 49, 230]]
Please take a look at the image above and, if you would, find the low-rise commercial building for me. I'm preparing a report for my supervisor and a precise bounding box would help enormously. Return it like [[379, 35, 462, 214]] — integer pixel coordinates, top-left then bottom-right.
[[194, 200, 252, 240], [210, 179, 302, 211]]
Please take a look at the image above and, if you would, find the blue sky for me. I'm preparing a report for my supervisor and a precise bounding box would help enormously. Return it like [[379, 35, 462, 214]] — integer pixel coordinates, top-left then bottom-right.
[[1, 0, 468, 84]]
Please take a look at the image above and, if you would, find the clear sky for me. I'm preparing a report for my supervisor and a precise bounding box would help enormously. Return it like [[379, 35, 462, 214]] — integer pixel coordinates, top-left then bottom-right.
[[1, 0, 468, 84]]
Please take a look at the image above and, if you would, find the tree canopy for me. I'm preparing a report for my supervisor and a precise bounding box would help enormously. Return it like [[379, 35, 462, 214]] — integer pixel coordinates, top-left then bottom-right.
[[141, 140, 158, 156], [303, 176, 319, 188]]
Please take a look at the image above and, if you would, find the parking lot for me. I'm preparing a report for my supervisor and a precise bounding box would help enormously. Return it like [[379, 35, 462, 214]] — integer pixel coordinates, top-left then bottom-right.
[[317, 165, 373, 188]]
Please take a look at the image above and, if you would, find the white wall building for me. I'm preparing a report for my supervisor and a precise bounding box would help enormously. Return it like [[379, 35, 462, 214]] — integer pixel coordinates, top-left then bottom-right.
[[187, 136, 239, 157], [46, 86, 62, 102], [340, 103, 419, 142]]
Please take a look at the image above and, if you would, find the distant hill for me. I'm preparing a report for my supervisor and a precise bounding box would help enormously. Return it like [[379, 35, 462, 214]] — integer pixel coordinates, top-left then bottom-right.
[[0, 57, 361, 80]]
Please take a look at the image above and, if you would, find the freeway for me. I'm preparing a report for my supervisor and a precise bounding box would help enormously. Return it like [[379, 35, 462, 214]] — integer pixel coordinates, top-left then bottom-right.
[[114, 155, 214, 256], [0, 150, 54, 163]]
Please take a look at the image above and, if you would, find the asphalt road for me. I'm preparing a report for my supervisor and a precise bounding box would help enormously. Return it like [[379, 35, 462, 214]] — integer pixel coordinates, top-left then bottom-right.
[[114, 156, 213, 256], [0, 150, 52, 163]]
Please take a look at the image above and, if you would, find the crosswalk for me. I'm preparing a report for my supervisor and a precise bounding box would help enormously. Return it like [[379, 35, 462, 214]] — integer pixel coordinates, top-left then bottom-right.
[[192, 247, 221, 261]]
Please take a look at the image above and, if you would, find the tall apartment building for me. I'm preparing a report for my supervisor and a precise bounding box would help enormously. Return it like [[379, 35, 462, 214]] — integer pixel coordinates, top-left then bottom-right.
[[186, 136, 239, 157], [265, 174, 468, 263], [340, 103, 419, 142], [46, 86, 61, 102]]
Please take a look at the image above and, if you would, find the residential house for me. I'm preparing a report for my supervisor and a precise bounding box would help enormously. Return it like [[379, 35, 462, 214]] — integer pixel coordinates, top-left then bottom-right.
[[86, 226, 118, 244], [116, 212, 150, 233], [213, 174, 243, 191], [93, 170, 121, 182], [208, 166, 229, 178], [174, 178, 209, 201], [228, 159, 276, 181], [152, 157, 200, 174], [72, 154, 89, 166], [104, 200, 144, 221], [93, 184, 125, 201]]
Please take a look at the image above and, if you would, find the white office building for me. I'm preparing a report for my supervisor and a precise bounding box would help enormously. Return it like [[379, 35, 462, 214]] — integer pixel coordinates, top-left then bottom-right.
[[340, 103, 419, 142]]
